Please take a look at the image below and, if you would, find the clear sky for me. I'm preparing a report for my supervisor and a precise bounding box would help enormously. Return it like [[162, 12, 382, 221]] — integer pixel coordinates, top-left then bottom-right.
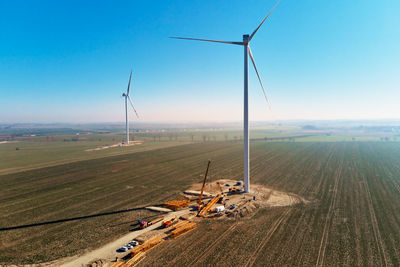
[[0, 0, 399, 123]]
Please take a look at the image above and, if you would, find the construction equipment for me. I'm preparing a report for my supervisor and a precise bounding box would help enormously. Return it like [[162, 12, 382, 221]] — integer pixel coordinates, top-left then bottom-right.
[[198, 194, 222, 217], [162, 216, 178, 228], [197, 160, 211, 209], [138, 219, 151, 229], [138, 217, 163, 229], [229, 187, 241, 194]]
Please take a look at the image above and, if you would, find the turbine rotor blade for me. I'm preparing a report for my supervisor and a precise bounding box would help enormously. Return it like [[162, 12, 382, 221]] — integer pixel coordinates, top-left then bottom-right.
[[127, 95, 139, 118], [169, 37, 244, 46], [249, 0, 281, 42], [127, 71, 132, 95], [248, 46, 271, 110]]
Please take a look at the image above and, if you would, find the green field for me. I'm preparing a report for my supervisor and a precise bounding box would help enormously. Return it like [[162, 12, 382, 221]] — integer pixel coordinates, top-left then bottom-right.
[[0, 141, 399, 265]]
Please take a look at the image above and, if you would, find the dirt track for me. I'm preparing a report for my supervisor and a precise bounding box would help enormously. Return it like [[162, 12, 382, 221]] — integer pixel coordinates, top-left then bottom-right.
[[60, 209, 190, 267]]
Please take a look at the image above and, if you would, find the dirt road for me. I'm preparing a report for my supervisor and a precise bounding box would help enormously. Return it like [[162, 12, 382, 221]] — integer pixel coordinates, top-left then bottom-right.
[[61, 208, 191, 267]]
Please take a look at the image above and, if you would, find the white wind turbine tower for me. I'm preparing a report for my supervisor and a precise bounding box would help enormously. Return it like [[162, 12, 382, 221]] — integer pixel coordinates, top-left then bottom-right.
[[122, 71, 139, 145], [170, 0, 281, 193]]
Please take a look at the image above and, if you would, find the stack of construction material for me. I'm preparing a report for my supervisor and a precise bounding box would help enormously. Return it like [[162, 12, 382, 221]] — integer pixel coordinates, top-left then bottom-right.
[[171, 220, 189, 230], [111, 261, 124, 267], [131, 235, 164, 256], [184, 190, 212, 197], [164, 199, 190, 210], [170, 222, 197, 238], [123, 251, 146, 267]]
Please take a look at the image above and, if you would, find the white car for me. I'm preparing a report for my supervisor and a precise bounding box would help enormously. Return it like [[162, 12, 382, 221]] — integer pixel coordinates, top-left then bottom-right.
[[129, 241, 139, 246], [118, 246, 128, 252]]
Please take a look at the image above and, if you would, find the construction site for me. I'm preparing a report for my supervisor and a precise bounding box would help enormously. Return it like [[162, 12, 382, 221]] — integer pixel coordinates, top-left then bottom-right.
[[61, 160, 305, 267]]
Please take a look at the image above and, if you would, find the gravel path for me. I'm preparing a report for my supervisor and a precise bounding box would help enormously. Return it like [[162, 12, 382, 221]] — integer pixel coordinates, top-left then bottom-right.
[[61, 208, 191, 267]]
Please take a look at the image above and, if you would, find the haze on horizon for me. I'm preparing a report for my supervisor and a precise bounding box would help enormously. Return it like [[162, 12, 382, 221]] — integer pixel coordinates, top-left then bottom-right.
[[1, 0, 399, 124]]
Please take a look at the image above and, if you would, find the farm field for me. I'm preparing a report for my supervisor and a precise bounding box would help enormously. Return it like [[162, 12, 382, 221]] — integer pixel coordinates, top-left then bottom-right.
[[0, 138, 188, 175], [0, 142, 399, 265], [2, 127, 396, 176], [0, 128, 299, 175], [140, 142, 400, 266]]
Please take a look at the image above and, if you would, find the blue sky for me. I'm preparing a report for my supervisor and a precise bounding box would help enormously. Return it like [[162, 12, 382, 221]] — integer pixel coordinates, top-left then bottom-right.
[[0, 0, 399, 123]]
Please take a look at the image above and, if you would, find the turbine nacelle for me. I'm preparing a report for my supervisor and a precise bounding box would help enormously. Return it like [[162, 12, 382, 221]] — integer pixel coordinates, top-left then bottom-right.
[[243, 34, 250, 44]]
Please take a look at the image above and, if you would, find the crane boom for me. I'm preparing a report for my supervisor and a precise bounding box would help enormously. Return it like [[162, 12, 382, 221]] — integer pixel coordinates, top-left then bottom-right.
[[198, 194, 222, 217], [198, 160, 211, 205]]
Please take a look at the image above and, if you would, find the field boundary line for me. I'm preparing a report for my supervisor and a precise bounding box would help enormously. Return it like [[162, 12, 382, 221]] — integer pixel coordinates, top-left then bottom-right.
[[244, 208, 291, 267], [362, 180, 389, 267], [315, 158, 343, 267]]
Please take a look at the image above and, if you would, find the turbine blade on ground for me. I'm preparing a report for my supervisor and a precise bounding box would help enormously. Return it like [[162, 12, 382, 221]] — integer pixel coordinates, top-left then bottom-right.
[[248, 46, 271, 110], [127, 71, 132, 95], [249, 0, 281, 41], [127, 95, 139, 118], [169, 37, 243, 46]]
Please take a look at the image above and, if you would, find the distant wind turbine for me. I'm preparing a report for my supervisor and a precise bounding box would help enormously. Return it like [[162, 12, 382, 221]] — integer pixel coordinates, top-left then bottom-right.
[[170, 0, 281, 193], [122, 71, 139, 144]]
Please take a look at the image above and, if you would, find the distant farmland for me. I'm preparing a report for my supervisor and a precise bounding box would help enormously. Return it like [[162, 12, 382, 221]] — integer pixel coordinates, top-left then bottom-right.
[[0, 142, 399, 265]]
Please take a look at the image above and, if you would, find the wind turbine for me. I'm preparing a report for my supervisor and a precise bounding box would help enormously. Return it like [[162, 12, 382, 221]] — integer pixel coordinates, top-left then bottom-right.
[[122, 71, 139, 145], [170, 0, 281, 193]]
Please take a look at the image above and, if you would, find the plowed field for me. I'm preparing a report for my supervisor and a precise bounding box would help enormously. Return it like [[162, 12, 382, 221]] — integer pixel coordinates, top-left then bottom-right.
[[1, 142, 399, 266]]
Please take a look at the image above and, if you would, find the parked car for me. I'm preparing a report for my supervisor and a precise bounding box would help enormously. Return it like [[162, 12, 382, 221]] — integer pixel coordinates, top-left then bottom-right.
[[129, 241, 139, 246], [117, 246, 128, 252]]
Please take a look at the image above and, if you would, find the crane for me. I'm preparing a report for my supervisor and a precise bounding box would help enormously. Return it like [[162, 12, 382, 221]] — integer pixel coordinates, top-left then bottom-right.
[[197, 160, 211, 209], [198, 193, 222, 217]]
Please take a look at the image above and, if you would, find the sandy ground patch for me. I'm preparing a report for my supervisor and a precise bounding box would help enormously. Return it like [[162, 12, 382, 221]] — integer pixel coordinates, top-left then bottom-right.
[[85, 141, 142, 152], [0, 141, 18, 145], [187, 179, 307, 218]]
